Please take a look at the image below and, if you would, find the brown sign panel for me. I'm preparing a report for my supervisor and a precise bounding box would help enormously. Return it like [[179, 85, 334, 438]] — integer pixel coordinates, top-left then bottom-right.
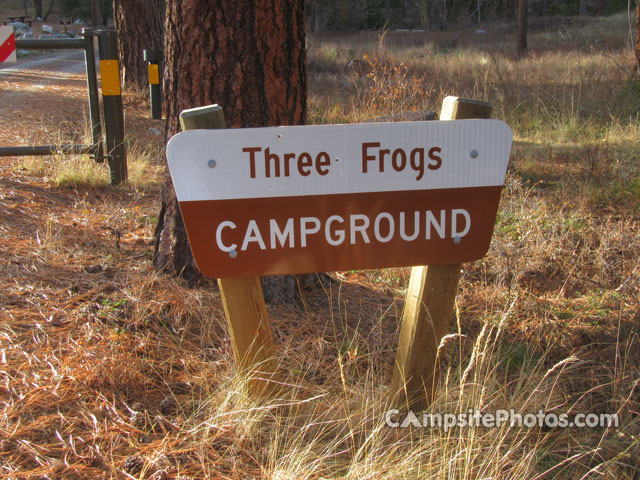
[[178, 186, 502, 278]]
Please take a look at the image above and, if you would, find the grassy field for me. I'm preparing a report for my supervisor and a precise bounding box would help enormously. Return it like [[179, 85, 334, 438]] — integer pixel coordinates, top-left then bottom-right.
[[0, 9, 639, 480]]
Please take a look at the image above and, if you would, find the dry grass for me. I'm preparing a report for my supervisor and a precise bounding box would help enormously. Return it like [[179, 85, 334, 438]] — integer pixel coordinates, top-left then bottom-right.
[[1, 10, 639, 480]]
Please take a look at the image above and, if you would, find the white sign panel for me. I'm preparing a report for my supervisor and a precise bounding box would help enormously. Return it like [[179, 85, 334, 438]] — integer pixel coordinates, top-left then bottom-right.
[[167, 120, 513, 202]]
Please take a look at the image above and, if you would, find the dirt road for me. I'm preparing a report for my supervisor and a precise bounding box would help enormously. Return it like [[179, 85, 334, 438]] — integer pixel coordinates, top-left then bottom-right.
[[0, 50, 87, 75], [0, 47, 165, 163], [0, 50, 91, 149]]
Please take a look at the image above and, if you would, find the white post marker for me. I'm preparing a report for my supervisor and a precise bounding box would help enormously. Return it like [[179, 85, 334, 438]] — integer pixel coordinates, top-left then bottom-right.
[[0, 26, 17, 63], [167, 120, 513, 278]]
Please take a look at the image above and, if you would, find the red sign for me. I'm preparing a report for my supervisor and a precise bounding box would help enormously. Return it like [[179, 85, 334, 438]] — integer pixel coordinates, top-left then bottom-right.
[[167, 121, 513, 278], [0, 26, 17, 63]]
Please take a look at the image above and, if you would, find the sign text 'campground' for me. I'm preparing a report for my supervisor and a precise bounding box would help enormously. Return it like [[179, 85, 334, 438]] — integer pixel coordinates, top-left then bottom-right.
[[167, 120, 513, 278]]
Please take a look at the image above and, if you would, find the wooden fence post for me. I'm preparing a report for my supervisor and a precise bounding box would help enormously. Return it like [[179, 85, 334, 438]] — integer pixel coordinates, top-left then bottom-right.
[[389, 96, 493, 411], [179, 105, 278, 397]]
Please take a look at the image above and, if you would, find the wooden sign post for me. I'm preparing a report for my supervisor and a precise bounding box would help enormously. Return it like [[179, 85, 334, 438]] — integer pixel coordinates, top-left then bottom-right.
[[389, 97, 493, 411], [167, 98, 510, 403], [179, 105, 277, 397]]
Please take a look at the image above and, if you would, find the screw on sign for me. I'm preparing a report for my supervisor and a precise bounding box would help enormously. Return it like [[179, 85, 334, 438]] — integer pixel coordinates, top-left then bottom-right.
[[0, 26, 17, 63]]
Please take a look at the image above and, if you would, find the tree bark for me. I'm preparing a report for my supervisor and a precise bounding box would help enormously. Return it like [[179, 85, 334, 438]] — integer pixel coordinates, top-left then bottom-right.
[[636, 1, 640, 73], [429, 0, 437, 28], [155, 0, 310, 303], [113, 0, 165, 89], [579, 0, 587, 16], [90, 0, 101, 27], [517, 0, 528, 58], [506, 0, 516, 20], [430, 0, 446, 29], [402, 0, 408, 27], [33, 0, 43, 18], [385, 0, 391, 27], [578, 0, 587, 17], [43, 0, 55, 21], [541, 0, 548, 17]]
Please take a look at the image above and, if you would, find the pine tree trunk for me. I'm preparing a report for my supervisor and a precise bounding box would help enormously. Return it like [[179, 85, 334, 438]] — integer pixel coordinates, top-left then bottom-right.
[[506, 0, 516, 20], [155, 0, 310, 303], [385, 0, 391, 27], [43, 0, 55, 21], [90, 0, 101, 27], [430, 0, 445, 29], [113, 0, 165, 89], [517, 0, 528, 58], [429, 0, 437, 28], [402, 0, 408, 28], [351, 0, 359, 30], [541, 0, 548, 17], [636, 1, 640, 73], [33, 0, 43, 18], [579, 0, 587, 16]]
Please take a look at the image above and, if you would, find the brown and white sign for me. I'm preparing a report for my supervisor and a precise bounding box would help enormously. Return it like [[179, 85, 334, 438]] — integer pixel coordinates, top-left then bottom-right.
[[167, 120, 513, 278]]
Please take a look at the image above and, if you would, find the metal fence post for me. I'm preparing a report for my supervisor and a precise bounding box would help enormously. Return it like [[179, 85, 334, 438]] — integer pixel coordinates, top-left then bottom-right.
[[97, 29, 127, 185], [143, 49, 162, 119], [81, 28, 104, 162]]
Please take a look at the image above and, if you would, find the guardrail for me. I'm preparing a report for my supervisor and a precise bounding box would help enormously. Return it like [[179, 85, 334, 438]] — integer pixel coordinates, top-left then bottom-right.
[[0, 28, 127, 185]]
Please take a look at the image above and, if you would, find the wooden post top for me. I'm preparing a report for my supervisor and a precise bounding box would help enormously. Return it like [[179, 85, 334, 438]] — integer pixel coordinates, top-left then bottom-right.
[[180, 104, 226, 130], [440, 96, 492, 121]]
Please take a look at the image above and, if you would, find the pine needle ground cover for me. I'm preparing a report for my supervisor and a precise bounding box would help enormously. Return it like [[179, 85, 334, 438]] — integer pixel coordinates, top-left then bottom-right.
[[1, 12, 639, 479]]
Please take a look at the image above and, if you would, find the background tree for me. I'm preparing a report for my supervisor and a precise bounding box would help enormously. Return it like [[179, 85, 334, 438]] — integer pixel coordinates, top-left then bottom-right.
[[33, 0, 43, 18], [636, 0, 640, 73], [60, 0, 112, 25], [32, 0, 55, 20], [517, 0, 527, 58], [154, 0, 309, 302], [303, 0, 627, 32], [90, 0, 101, 26], [579, 0, 587, 16], [112, 0, 165, 89], [540, 0, 548, 16]]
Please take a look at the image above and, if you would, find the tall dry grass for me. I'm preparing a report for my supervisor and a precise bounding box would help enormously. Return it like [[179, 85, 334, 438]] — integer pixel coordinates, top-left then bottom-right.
[[309, 12, 640, 147]]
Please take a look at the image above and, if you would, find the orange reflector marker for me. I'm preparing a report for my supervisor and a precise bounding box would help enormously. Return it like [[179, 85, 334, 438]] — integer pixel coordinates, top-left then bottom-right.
[[148, 63, 160, 85], [100, 59, 121, 96]]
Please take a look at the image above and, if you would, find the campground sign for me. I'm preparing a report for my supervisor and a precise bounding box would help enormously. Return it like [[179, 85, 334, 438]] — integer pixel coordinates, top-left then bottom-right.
[[167, 119, 513, 278]]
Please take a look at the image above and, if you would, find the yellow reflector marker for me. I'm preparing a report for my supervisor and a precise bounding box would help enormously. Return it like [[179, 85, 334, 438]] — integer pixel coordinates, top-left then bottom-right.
[[100, 59, 121, 96], [148, 63, 160, 85]]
